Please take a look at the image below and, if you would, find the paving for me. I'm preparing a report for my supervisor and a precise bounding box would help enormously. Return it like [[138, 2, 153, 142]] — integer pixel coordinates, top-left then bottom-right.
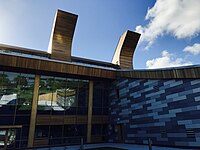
[[36, 143, 192, 150]]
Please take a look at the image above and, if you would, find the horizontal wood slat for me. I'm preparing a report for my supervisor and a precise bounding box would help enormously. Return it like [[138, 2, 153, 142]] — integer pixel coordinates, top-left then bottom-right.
[[91, 136, 102, 143], [117, 67, 200, 79], [1, 53, 200, 79], [36, 115, 88, 125], [92, 115, 109, 124], [34, 139, 49, 147], [0, 54, 116, 79]]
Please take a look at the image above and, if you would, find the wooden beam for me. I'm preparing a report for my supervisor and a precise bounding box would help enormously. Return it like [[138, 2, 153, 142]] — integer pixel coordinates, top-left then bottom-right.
[[87, 81, 94, 143], [0, 125, 22, 129], [28, 75, 40, 148]]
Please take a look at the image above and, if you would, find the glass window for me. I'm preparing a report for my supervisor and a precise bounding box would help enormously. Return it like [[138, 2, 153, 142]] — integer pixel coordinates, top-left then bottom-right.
[[64, 125, 75, 137], [17, 73, 34, 112], [51, 107, 65, 115], [35, 76, 91, 147], [38, 76, 89, 116], [35, 125, 49, 138], [92, 108, 102, 115], [1, 72, 19, 106], [0, 72, 35, 117], [92, 124, 102, 136], [102, 107, 108, 115], [103, 89, 109, 107], [77, 107, 88, 115], [0, 129, 17, 149], [92, 81, 109, 117], [0, 105, 15, 115], [21, 126, 29, 140], [0, 71, 3, 91], [93, 88, 103, 108], [102, 124, 108, 135], [50, 125, 63, 138], [15, 116, 30, 125], [65, 107, 76, 115], [0, 116, 14, 125], [12, 73, 34, 116], [0, 71, 35, 148], [76, 125, 87, 137], [65, 79, 78, 108], [78, 80, 89, 107], [53, 77, 66, 108], [38, 76, 54, 113]]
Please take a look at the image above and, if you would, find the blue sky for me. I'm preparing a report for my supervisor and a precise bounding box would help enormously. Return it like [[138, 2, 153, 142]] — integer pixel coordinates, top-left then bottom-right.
[[0, 0, 200, 69]]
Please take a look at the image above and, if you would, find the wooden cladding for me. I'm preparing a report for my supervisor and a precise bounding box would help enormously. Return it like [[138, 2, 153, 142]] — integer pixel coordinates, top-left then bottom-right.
[[36, 115, 87, 125], [36, 115, 108, 125], [48, 10, 78, 62], [34, 139, 49, 147], [117, 67, 200, 79], [1, 53, 200, 79], [0, 54, 115, 79], [112, 30, 140, 69], [92, 115, 109, 124], [91, 136, 103, 143]]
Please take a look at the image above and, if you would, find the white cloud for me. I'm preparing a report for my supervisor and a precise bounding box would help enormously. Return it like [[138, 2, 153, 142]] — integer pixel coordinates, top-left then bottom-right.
[[135, 0, 200, 49], [183, 43, 200, 55], [146, 50, 192, 69]]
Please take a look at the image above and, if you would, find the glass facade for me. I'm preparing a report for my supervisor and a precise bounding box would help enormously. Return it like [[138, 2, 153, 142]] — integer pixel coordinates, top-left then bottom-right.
[[37, 76, 89, 115], [35, 76, 90, 146], [0, 71, 34, 149], [0, 71, 109, 148], [91, 81, 109, 142]]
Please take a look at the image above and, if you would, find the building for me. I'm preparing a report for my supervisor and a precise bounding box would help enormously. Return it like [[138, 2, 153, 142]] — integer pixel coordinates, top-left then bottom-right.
[[0, 10, 200, 149]]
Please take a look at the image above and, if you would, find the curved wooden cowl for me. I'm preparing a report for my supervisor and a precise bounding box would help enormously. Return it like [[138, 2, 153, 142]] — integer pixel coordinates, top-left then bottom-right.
[[48, 10, 78, 62], [112, 30, 140, 69]]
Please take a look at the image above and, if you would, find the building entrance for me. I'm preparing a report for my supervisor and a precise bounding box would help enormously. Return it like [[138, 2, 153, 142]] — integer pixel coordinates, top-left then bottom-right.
[[117, 124, 125, 143]]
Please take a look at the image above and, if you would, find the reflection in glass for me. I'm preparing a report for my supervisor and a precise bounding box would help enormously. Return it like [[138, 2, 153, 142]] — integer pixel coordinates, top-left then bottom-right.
[[57, 88, 76, 108], [38, 76, 54, 112], [0, 72, 34, 112], [0, 71, 34, 149], [0, 72, 19, 107], [35, 125, 49, 138], [0, 129, 16, 149], [38, 76, 89, 115], [17, 73, 34, 112]]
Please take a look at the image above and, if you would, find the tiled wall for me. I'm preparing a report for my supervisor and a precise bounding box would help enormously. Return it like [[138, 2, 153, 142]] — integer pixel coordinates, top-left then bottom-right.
[[108, 79, 200, 147]]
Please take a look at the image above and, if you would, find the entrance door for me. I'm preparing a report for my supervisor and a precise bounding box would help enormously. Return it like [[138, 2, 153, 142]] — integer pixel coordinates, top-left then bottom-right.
[[117, 124, 125, 143]]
